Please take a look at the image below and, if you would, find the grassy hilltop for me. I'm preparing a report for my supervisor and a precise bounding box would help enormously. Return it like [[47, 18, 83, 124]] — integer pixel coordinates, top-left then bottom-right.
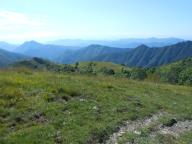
[[0, 67, 192, 144]]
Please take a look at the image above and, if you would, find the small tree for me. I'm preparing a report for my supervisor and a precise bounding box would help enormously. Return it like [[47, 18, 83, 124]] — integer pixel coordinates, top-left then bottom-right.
[[167, 66, 181, 84], [84, 62, 96, 74], [121, 67, 131, 78], [75, 62, 79, 72]]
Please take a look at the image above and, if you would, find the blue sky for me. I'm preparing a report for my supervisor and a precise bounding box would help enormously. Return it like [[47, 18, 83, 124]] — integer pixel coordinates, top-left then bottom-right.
[[0, 0, 192, 42]]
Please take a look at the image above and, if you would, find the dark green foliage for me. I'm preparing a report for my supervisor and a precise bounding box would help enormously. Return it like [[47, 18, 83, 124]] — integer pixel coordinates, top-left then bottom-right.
[[178, 68, 192, 85], [82, 62, 96, 74], [121, 67, 131, 78], [75, 62, 79, 70], [119, 57, 192, 86], [167, 66, 181, 84], [61, 65, 76, 72], [145, 67, 156, 74], [100, 67, 115, 75], [33, 57, 47, 64], [158, 58, 192, 85], [130, 68, 147, 80]]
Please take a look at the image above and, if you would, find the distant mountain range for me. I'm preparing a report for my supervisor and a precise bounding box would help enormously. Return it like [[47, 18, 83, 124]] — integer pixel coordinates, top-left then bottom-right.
[[0, 38, 192, 68], [13, 41, 80, 60], [0, 41, 18, 51], [57, 41, 192, 67], [48, 38, 184, 48]]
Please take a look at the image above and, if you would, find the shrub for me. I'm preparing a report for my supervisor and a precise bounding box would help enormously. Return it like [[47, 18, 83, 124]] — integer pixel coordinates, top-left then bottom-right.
[[121, 68, 131, 78], [100, 67, 115, 75], [178, 67, 192, 85], [61, 65, 76, 72], [166, 66, 181, 84], [130, 68, 147, 80], [83, 62, 96, 74]]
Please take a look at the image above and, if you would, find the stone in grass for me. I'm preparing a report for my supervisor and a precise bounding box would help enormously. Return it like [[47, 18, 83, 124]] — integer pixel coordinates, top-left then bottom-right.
[[134, 130, 141, 135], [55, 131, 62, 144]]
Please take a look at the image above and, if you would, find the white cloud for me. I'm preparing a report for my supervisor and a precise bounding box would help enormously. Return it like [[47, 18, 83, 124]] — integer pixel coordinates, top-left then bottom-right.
[[0, 10, 59, 42], [0, 10, 43, 30]]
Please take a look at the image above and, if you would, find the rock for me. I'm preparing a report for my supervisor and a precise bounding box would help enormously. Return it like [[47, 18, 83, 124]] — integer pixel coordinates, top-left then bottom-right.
[[134, 130, 141, 135], [93, 106, 98, 110], [55, 131, 62, 144]]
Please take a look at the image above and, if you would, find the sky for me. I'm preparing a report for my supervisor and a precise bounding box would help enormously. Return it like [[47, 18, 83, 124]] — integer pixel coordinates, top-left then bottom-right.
[[0, 0, 192, 43]]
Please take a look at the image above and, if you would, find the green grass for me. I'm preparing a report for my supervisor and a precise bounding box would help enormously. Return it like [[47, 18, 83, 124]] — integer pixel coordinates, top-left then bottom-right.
[[0, 68, 192, 144]]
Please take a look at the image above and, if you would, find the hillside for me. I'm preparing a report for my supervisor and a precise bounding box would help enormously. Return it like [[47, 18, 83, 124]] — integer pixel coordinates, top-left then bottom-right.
[[11, 57, 192, 86], [11, 58, 129, 76], [92, 41, 192, 67], [155, 57, 192, 85], [0, 48, 28, 67], [0, 68, 191, 144], [57, 44, 129, 64]]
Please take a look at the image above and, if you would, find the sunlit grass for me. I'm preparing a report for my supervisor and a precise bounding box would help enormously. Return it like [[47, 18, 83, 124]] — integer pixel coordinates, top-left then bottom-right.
[[0, 68, 191, 143]]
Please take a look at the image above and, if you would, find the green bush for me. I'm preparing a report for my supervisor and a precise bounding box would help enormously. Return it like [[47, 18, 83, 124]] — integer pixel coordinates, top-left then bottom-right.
[[178, 67, 192, 85], [100, 67, 115, 75], [121, 68, 131, 78], [130, 68, 147, 80]]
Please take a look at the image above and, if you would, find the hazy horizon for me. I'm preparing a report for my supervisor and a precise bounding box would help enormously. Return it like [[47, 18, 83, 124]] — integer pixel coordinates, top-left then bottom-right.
[[0, 37, 189, 45]]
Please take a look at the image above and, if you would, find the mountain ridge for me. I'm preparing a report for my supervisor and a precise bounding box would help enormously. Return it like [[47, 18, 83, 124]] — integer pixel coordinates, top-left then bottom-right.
[[56, 44, 129, 63], [48, 37, 184, 48], [91, 41, 192, 67]]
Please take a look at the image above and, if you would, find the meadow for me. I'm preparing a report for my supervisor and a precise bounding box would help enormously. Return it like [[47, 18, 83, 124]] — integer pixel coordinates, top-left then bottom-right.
[[0, 68, 192, 144]]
